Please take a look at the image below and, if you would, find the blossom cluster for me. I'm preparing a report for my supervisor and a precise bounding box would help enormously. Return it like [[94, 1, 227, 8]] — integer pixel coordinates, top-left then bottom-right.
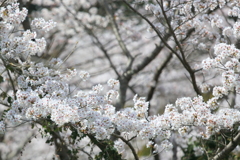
[[0, 1, 120, 140], [31, 18, 57, 32], [0, 1, 27, 25], [140, 0, 240, 153], [0, 3, 50, 61], [202, 43, 240, 94], [2, 1, 240, 158]]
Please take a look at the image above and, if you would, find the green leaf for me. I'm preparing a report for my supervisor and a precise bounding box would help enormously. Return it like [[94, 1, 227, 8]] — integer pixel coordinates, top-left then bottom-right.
[[7, 96, 12, 104], [31, 123, 35, 129], [0, 76, 4, 83], [6, 64, 15, 72]]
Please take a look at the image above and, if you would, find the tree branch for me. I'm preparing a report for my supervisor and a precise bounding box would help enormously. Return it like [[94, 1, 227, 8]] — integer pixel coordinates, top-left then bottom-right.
[[213, 132, 240, 160], [147, 52, 173, 116], [157, 0, 200, 95], [112, 134, 139, 160]]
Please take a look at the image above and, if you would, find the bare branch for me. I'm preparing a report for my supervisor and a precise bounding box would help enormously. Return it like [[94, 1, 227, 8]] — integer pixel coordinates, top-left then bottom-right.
[[147, 52, 173, 116], [100, 0, 133, 61]]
